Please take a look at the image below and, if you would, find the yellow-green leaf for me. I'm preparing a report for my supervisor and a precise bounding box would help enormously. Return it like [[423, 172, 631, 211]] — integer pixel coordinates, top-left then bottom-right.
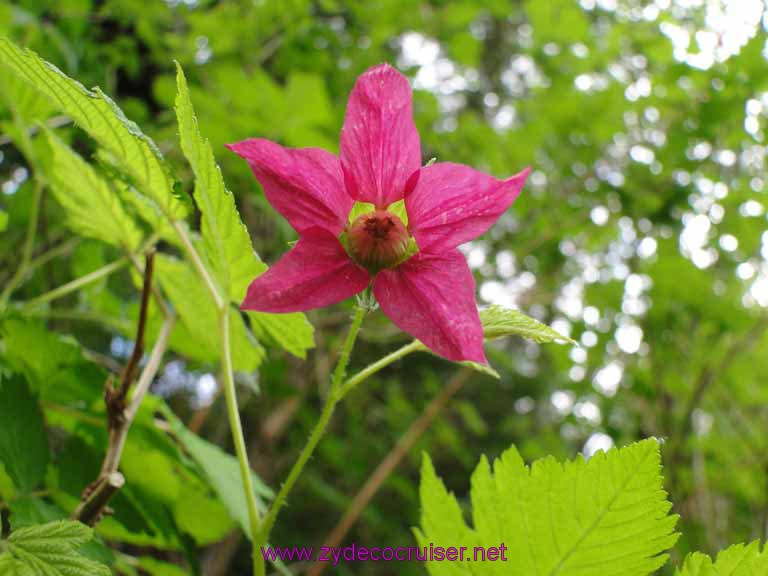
[[41, 130, 143, 250], [0, 38, 185, 219]]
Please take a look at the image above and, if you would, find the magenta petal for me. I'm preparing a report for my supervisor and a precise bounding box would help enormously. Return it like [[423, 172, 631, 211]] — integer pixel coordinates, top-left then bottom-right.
[[241, 228, 369, 313], [227, 139, 353, 235], [340, 64, 421, 208], [407, 163, 530, 252], [373, 250, 486, 363]]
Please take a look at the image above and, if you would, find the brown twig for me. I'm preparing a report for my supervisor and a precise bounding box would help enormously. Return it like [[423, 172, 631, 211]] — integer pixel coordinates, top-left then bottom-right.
[[116, 251, 154, 398], [72, 250, 175, 525], [307, 368, 473, 576]]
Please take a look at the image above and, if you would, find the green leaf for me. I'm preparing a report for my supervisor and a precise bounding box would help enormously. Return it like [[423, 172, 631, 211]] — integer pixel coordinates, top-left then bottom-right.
[[0, 463, 16, 501], [480, 305, 576, 344], [459, 359, 500, 379], [0, 37, 185, 219], [247, 311, 315, 359], [3, 520, 110, 576], [0, 316, 105, 406], [9, 498, 66, 530], [0, 317, 81, 388], [137, 556, 188, 576], [0, 553, 20, 575], [0, 209, 7, 232], [174, 64, 313, 357], [675, 541, 768, 576], [155, 254, 264, 372], [174, 63, 266, 302], [0, 73, 54, 135], [172, 480, 234, 545], [160, 405, 272, 540], [120, 446, 180, 503], [49, 435, 180, 550], [40, 129, 143, 250], [411, 341, 500, 378], [416, 438, 679, 575], [0, 374, 49, 493]]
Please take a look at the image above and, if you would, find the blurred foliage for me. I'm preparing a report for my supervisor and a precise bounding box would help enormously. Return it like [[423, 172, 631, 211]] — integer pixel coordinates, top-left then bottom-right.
[[1, 0, 768, 574]]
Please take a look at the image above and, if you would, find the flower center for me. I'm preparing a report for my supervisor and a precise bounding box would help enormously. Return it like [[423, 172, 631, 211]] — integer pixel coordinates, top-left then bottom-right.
[[347, 210, 410, 269]]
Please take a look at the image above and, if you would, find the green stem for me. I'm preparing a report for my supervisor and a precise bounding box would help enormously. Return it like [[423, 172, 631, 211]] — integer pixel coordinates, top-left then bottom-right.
[[335, 340, 422, 401], [0, 180, 43, 305], [256, 306, 367, 552], [25, 237, 80, 277], [172, 219, 224, 309], [25, 308, 134, 334], [19, 256, 129, 310], [219, 309, 263, 576]]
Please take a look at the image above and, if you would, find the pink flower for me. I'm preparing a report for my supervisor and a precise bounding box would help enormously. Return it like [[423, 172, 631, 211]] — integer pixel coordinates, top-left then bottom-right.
[[228, 64, 529, 364]]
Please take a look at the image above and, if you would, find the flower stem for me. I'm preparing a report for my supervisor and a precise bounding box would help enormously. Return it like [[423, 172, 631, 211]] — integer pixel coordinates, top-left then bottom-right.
[[219, 309, 263, 576], [257, 305, 367, 550], [335, 340, 422, 401]]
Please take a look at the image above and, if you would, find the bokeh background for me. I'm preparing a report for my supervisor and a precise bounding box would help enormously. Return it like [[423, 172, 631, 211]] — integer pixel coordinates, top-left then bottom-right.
[[2, 0, 768, 574]]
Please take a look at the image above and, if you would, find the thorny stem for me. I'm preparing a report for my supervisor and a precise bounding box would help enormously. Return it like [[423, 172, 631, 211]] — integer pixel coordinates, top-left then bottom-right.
[[256, 306, 367, 563], [309, 367, 473, 576], [335, 340, 422, 401]]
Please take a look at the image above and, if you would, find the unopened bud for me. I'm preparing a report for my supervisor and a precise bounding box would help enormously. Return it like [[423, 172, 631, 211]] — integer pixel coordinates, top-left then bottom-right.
[[348, 210, 410, 269]]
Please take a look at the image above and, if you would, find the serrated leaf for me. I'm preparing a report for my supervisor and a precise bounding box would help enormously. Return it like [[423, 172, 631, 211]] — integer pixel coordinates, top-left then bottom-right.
[[675, 541, 768, 576], [41, 129, 143, 250], [3, 520, 110, 576], [155, 254, 264, 372], [174, 63, 266, 301], [416, 438, 679, 576], [174, 64, 313, 357], [480, 305, 576, 344], [0, 37, 185, 219], [0, 375, 49, 493]]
